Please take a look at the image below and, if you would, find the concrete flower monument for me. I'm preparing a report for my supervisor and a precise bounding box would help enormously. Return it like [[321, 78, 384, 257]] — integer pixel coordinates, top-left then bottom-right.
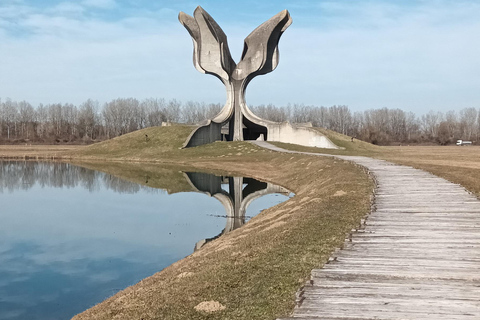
[[179, 6, 338, 149]]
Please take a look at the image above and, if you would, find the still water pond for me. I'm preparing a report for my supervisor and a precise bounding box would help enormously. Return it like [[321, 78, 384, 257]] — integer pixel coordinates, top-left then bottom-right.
[[0, 161, 292, 320]]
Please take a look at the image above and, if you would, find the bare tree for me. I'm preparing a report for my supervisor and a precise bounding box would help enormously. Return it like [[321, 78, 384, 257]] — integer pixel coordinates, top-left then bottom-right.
[[405, 112, 420, 141], [1, 99, 19, 139], [437, 121, 452, 145], [459, 107, 477, 140], [142, 98, 166, 127], [36, 104, 48, 140], [421, 111, 444, 140], [165, 99, 182, 123], [205, 103, 222, 120], [18, 101, 35, 140], [389, 109, 407, 142], [182, 101, 203, 124], [78, 99, 99, 139]]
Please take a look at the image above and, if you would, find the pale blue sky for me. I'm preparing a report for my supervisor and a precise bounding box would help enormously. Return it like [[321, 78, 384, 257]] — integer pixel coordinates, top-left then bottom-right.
[[0, 0, 479, 113]]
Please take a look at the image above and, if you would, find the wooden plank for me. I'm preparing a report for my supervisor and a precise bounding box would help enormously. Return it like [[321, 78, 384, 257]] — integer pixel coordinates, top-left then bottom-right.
[[252, 143, 480, 320]]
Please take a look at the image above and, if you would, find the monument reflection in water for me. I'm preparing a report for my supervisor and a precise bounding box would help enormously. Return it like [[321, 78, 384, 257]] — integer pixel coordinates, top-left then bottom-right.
[[185, 172, 289, 250], [0, 161, 291, 320]]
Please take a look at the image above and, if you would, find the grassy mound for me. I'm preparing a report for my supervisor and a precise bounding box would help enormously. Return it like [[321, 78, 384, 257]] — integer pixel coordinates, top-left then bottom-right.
[[72, 126, 196, 159], [70, 125, 280, 166], [70, 125, 380, 161], [313, 127, 381, 154]]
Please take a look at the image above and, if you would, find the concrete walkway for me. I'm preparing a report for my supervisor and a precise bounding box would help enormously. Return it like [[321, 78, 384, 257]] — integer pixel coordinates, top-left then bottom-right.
[[252, 141, 480, 320]]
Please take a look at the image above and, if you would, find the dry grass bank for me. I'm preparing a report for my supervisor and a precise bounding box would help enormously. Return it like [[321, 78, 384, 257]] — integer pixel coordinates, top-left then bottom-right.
[[0, 145, 79, 159], [71, 151, 372, 320], [379, 146, 480, 197], [9, 125, 479, 319], [55, 126, 372, 319]]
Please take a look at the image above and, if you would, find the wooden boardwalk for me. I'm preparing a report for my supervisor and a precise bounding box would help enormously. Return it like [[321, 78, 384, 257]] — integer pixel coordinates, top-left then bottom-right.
[[253, 142, 480, 320]]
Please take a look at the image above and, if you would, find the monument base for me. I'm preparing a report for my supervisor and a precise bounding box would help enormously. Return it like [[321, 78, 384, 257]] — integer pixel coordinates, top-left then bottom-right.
[[182, 121, 339, 149]]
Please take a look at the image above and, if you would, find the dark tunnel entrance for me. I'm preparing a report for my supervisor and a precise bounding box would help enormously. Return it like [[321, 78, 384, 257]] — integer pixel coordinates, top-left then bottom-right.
[[243, 116, 267, 141], [222, 116, 268, 141]]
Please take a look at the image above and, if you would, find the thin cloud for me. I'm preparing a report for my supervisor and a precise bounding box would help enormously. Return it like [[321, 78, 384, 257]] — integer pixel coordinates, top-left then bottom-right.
[[49, 2, 85, 16], [248, 1, 480, 111], [81, 0, 116, 9], [0, 1, 479, 112]]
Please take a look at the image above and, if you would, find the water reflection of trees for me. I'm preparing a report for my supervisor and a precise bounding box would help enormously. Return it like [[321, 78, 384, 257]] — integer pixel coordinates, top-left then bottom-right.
[[0, 161, 160, 194]]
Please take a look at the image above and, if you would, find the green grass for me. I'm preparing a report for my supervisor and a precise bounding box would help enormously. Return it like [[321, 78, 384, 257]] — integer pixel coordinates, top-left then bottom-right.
[[70, 125, 274, 166], [73, 126, 195, 158], [313, 127, 382, 154]]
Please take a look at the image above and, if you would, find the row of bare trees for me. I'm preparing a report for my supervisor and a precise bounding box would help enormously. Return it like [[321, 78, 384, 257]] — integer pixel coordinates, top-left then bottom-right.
[[1, 97, 479, 145], [0, 98, 221, 143], [252, 104, 480, 145]]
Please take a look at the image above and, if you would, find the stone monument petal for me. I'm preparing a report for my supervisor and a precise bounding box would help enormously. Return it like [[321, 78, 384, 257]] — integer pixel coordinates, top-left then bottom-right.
[[178, 11, 205, 74], [191, 6, 234, 82], [234, 9, 292, 80]]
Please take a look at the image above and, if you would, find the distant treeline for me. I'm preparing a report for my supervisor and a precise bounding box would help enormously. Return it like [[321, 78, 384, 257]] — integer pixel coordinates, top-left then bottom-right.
[[0, 98, 222, 143], [1, 97, 479, 145]]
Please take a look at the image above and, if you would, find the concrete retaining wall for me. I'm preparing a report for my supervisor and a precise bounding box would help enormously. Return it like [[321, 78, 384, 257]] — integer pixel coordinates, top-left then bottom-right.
[[266, 123, 339, 149]]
